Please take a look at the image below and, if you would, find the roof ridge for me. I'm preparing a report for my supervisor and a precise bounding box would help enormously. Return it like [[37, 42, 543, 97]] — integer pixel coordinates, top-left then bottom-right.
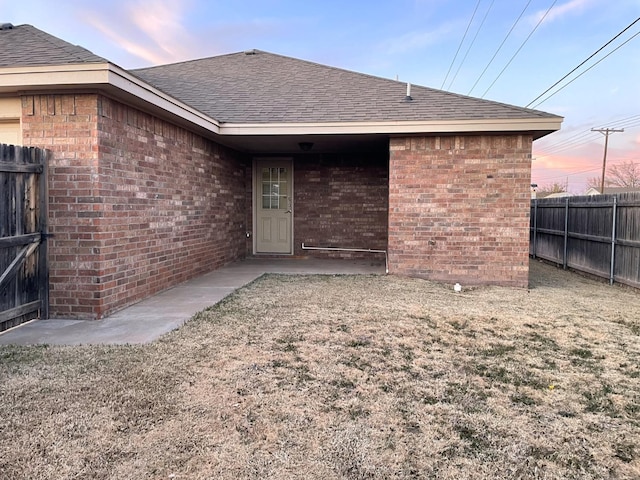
[[132, 50, 250, 72], [0, 23, 111, 66], [133, 49, 559, 118], [28, 25, 106, 63], [135, 48, 410, 85]]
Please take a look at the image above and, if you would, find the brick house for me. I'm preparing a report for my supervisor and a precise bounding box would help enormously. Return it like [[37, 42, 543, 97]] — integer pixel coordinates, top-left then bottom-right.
[[0, 24, 562, 320]]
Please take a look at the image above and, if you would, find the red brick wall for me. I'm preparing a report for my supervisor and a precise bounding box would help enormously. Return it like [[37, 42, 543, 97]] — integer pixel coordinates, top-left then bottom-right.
[[22, 94, 246, 319], [293, 153, 388, 258], [388, 135, 532, 287]]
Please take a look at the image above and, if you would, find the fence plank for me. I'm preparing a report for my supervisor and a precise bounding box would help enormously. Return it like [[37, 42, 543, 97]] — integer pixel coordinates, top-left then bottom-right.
[[0, 161, 43, 173], [0, 300, 41, 323], [0, 233, 41, 248], [0, 242, 39, 291]]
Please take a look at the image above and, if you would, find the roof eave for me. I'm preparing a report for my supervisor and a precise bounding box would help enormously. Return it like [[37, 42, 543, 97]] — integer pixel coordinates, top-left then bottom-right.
[[219, 117, 562, 139], [0, 62, 221, 134], [0, 63, 562, 141]]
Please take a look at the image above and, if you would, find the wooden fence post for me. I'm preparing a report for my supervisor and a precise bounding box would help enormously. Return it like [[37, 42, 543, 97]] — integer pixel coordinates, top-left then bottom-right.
[[610, 196, 617, 286], [532, 199, 538, 259], [563, 197, 569, 270], [38, 148, 49, 318]]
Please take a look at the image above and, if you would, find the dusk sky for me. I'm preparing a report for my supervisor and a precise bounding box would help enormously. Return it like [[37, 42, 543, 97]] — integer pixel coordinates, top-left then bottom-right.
[[2, 0, 639, 193]]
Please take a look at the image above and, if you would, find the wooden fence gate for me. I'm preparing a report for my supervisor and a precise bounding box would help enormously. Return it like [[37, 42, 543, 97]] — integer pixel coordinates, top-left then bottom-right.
[[0, 143, 49, 332]]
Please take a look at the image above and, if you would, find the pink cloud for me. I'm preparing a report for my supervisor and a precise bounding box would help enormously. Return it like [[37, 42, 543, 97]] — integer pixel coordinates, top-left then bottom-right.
[[80, 0, 200, 65], [381, 21, 457, 55], [126, 1, 197, 63], [529, 0, 594, 26], [532, 137, 639, 193], [78, 0, 288, 66]]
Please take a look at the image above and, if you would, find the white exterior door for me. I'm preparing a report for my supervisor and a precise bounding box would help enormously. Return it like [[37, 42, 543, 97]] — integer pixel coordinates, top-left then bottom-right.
[[255, 159, 293, 254]]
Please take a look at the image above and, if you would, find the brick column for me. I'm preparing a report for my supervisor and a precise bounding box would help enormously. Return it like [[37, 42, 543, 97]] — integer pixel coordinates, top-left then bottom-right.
[[388, 135, 532, 287], [22, 94, 103, 317]]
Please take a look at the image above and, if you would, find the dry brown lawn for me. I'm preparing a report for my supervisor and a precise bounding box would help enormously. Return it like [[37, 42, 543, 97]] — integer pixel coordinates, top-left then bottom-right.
[[1, 260, 639, 479]]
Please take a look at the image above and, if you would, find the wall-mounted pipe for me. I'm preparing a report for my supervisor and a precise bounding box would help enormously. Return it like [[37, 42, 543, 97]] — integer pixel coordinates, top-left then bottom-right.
[[301, 243, 388, 274]]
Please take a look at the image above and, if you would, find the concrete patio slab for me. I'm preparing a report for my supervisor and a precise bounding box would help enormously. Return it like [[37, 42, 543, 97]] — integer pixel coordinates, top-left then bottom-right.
[[0, 257, 384, 346]]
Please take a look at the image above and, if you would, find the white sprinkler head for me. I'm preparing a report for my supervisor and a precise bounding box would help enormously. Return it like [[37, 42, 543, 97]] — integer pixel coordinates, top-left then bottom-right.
[[454, 283, 462, 293]]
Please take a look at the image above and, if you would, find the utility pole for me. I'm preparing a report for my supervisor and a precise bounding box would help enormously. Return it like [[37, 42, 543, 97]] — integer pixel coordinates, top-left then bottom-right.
[[592, 128, 624, 194]]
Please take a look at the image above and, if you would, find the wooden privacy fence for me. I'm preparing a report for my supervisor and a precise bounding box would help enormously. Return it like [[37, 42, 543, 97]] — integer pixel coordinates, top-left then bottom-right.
[[0, 143, 49, 332], [530, 193, 640, 288]]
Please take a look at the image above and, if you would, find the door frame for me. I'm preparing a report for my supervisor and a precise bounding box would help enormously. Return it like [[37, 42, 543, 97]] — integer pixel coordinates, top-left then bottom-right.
[[252, 157, 294, 255]]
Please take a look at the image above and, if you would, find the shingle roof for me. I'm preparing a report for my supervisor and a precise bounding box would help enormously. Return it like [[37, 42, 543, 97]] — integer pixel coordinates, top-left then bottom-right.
[[0, 24, 560, 127], [0, 24, 106, 67], [603, 187, 640, 194], [132, 50, 560, 124]]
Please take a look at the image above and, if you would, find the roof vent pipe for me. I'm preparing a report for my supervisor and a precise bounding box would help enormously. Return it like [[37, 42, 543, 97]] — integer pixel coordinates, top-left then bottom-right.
[[405, 82, 412, 101]]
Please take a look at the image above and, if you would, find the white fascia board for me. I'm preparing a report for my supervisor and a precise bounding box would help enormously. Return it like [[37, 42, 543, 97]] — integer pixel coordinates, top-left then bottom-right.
[[0, 63, 110, 86], [219, 117, 563, 136], [0, 63, 220, 134]]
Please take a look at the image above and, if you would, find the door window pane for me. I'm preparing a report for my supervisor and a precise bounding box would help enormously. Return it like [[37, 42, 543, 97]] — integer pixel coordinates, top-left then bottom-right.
[[261, 167, 287, 209]]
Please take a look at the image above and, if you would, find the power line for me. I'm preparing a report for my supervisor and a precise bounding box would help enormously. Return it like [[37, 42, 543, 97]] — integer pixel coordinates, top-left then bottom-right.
[[533, 160, 637, 184], [527, 17, 640, 108], [534, 114, 638, 159], [441, 0, 482, 90], [608, 116, 640, 129], [593, 114, 640, 130], [533, 158, 634, 183], [447, 0, 496, 91], [540, 125, 601, 146], [530, 28, 640, 108], [616, 154, 640, 161], [535, 114, 640, 156], [468, 0, 532, 96], [535, 140, 600, 158], [533, 124, 633, 186], [481, 0, 558, 98], [534, 130, 603, 157], [534, 166, 602, 183], [535, 130, 600, 154], [526, 17, 640, 108], [534, 128, 632, 158]]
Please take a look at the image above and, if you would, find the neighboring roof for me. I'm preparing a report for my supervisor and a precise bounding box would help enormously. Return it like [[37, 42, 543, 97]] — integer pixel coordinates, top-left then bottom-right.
[[538, 191, 572, 199], [132, 50, 561, 125], [587, 186, 640, 195], [0, 24, 107, 67]]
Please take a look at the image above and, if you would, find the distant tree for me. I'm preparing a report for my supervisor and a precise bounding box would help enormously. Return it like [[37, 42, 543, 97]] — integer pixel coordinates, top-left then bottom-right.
[[537, 182, 567, 195], [608, 160, 640, 187], [586, 176, 611, 190], [586, 160, 640, 191]]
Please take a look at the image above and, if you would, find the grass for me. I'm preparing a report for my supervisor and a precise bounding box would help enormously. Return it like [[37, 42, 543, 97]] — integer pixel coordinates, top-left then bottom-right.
[[1, 260, 639, 479]]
